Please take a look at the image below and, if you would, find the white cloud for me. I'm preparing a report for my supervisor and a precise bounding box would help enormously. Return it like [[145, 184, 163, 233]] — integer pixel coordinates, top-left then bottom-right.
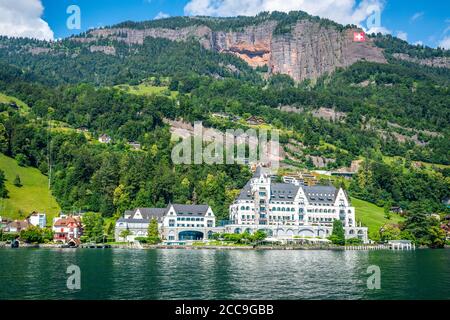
[[366, 26, 391, 35], [413, 41, 423, 46], [154, 12, 170, 20], [410, 12, 424, 23], [438, 36, 450, 50], [184, 0, 386, 29], [0, 0, 53, 40], [396, 31, 408, 41]]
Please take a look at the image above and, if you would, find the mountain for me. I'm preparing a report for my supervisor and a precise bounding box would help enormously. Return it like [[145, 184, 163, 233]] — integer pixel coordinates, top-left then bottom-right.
[[72, 13, 387, 82], [0, 11, 448, 85], [0, 11, 448, 227]]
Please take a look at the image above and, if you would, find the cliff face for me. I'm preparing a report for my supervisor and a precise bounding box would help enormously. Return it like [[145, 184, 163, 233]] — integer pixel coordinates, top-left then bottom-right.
[[269, 21, 386, 81], [75, 19, 386, 81], [393, 53, 450, 69]]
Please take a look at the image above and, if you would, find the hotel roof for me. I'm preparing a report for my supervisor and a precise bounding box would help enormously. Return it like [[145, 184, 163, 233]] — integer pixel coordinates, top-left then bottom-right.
[[171, 204, 210, 216], [236, 181, 339, 204]]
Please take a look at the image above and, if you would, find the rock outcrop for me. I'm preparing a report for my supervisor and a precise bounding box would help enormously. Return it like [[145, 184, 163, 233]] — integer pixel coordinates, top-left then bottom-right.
[[73, 19, 387, 82], [393, 53, 450, 69]]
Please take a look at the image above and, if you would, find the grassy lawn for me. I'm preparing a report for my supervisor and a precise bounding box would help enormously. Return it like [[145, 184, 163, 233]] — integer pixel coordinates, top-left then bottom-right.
[[382, 155, 450, 170], [0, 154, 60, 222], [352, 197, 404, 239], [0, 92, 30, 115], [115, 83, 178, 99]]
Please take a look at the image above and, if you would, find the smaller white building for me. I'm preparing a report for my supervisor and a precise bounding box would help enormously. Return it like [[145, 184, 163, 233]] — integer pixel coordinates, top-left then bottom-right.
[[115, 204, 221, 242], [98, 134, 112, 144], [29, 212, 46, 228]]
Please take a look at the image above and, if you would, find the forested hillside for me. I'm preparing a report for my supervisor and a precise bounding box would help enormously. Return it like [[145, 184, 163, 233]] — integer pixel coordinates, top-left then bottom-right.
[[0, 11, 448, 244]]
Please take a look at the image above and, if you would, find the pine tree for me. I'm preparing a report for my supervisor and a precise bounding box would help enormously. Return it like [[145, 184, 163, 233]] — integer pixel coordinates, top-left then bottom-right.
[[330, 219, 346, 245], [147, 218, 160, 244], [0, 170, 8, 198], [13, 174, 22, 187]]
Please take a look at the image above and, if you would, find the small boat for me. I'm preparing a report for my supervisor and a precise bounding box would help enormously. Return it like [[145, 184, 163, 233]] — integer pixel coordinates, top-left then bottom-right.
[[10, 239, 19, 248]]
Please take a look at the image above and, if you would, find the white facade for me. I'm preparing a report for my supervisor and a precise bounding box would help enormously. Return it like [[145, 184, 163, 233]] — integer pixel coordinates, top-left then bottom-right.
[[29, 213, 46, 228], [115, 204, 220, 242], [228, 168, 368, 243]]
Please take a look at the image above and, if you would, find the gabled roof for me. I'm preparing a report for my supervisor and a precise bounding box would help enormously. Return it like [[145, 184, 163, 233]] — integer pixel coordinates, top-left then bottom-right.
[[237, 182, 253, 200], [303, 186, 338, 204], [54, 216, 81, 227], [135, 208, 166, 220], [116, 218, 150, 224], [8, 220, 29, 229], [270, 183, 300, 200], [171, 204, 210, 216], [121, 204, 213, 223], [236, 181, 339, 204]]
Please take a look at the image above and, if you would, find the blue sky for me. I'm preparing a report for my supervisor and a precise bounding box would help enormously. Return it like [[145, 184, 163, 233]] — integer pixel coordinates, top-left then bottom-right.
[[3, 0, 450, 48]]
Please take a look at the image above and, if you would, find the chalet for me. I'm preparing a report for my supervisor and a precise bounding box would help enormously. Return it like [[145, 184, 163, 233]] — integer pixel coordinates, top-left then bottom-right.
[[98, 134, 112, 144], [127, 141, 141, 150], [6, 220, 29, 233], [0, 216, 12, 231], [52, 216, 82, 243], [246, 115, 265, 125], [28, 212, 47, 228], [390, 207, 404, 214]]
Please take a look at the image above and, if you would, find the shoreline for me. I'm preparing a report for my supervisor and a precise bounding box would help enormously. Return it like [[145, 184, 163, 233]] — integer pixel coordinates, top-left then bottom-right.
[[2, 242, 446, 250]]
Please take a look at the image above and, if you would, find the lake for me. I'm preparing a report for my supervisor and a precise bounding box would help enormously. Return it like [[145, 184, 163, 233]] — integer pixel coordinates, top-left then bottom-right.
[[0, 248, 449, 300]]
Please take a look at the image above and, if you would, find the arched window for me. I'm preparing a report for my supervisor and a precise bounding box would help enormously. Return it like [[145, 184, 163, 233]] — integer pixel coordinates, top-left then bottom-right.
[[241, 206, 245, 210]]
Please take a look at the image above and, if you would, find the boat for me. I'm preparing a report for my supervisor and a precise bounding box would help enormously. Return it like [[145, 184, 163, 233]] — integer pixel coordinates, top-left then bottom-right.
[[10, 239, 19, 248]]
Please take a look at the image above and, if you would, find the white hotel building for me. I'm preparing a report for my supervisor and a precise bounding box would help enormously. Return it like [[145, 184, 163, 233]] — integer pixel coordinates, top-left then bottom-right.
[[227, 167, 368, 242], [115, 204, 222, 242]]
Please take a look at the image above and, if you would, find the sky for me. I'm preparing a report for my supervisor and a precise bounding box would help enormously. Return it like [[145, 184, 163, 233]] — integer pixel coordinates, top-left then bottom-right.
[[0, 0, 449, 49]]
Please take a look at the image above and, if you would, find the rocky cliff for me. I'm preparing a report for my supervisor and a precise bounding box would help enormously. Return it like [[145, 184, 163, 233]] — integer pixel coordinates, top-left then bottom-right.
[[73, 19, 386, 82]]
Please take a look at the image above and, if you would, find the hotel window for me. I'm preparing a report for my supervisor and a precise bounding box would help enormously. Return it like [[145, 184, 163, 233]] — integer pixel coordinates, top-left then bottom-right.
[[207, 220, 213, 227]]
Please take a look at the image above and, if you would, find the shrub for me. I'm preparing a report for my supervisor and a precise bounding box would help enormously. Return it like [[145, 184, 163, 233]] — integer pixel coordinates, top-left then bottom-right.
[[135, 237, 148, 243], [346, 238, 363, 245]]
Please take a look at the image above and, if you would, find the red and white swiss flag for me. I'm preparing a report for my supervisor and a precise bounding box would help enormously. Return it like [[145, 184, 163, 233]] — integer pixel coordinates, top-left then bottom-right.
[[353, 32, 366, 42]]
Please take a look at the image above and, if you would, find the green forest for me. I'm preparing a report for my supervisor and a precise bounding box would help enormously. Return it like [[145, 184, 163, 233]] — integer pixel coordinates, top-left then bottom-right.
[[0, 12, 448, 246]]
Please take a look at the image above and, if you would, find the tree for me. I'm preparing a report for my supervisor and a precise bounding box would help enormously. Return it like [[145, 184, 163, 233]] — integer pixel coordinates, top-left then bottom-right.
[[384, 202, 392, 220], [330, 219, 345, 245], [251, 230, 267, 243], [427, 221, 446, 248], [0, 123, 7, 153], [0, 170, 8, 198], [147, 218, 160, 244], [82, 212, 104, 243], [13, 175, 22, 187], [20, 226, 43, 243], [14, 154, 29, 167], [379, 224, 401, 242]]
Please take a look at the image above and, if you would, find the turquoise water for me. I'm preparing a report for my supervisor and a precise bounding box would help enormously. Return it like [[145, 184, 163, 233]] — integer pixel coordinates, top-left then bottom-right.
[[0, 248, 449, 300]]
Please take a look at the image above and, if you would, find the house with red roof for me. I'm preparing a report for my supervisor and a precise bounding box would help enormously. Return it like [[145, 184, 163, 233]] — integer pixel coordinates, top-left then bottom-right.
[[52, 215, 83, 244]]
